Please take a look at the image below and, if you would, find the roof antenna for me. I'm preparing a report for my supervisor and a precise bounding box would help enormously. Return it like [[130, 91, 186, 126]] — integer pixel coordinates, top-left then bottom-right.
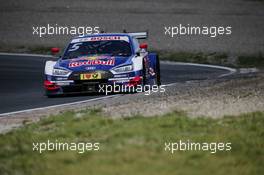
[[123, 29, 127, 33]]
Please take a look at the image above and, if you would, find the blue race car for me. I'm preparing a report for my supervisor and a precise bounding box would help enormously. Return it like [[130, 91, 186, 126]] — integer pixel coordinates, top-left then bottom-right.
[[44, 32, 161, 97]]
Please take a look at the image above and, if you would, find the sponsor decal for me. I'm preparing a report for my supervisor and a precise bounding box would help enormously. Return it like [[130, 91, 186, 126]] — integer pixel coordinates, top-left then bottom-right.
[[80, 72, 102, 80], [85, 66, 96, 70], [56, 82, 71, 86], [55, 77, 68, 81], [71, 36, 129, 43], [69, 59, 115, 68], [114, 74, 129, 78]]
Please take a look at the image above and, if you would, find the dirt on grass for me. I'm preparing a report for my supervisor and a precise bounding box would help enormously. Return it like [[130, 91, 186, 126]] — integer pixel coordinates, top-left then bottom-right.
[[0, 72, 263, 134]]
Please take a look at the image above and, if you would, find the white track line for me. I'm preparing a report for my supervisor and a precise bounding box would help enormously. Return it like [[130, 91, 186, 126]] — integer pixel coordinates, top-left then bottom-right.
[[161, 61, 236, 77], [0, 53, 237, 116], [0, 95, 121, 116]]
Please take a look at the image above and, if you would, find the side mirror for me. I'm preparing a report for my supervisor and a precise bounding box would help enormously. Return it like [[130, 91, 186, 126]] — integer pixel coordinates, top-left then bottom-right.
[[139, 43, 148, 50], [51, 47, 60, 55]]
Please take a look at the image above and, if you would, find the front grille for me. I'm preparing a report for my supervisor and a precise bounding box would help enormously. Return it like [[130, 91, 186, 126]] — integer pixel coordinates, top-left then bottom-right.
[[69, 70, 113, 81], [62, 82, 106, 93], [74, 79, 108, 85]]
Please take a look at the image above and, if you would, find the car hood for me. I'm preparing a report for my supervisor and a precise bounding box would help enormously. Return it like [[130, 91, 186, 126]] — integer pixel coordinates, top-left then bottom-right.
[[57, 55, 131, 72]]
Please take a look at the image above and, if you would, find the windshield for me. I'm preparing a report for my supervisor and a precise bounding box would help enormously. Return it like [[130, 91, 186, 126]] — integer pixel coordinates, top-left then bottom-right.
[[63, 40, 132, 59]]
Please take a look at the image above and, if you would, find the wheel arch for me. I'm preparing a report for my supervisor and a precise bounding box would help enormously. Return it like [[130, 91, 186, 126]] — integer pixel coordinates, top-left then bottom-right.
[[148, 52, 161, 85]]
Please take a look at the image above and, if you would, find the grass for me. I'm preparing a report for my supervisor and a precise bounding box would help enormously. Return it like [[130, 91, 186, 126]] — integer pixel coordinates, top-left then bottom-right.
[[157, 51, 230, 65], [158, 51, 264, 68], [238, 53, 264, 68], [0, 110, 263, 175]]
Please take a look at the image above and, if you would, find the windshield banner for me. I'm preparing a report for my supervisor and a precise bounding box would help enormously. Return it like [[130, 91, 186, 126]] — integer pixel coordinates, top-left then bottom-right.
[[71, 36, 129, 43]]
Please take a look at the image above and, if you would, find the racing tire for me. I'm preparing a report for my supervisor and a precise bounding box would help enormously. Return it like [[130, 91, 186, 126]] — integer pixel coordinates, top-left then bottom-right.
[[156, 55, 161, 86], [142, 59, 147, 86]]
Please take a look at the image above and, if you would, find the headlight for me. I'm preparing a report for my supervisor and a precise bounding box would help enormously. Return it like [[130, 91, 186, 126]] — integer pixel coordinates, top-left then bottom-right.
[[113, 65, 133, 73], [52, 68, 71, 76]]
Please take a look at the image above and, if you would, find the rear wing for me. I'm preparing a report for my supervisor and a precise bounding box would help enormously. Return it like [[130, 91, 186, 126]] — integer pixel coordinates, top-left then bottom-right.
[[127, 31, 148, 39], [98, 30, 148, 39]]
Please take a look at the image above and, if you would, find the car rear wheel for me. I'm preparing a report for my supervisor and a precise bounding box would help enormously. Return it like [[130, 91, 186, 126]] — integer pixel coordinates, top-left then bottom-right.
[[142, 59, 147, 86], [156, 55, 161, 86]]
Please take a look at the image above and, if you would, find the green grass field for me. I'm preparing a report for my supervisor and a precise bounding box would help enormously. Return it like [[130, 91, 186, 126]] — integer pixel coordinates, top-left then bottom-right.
[[0, 110, 263, 175]]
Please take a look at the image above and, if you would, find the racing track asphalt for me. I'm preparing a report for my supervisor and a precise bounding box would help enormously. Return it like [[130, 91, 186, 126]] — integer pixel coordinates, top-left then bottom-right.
[[0, 54, 232, 114]]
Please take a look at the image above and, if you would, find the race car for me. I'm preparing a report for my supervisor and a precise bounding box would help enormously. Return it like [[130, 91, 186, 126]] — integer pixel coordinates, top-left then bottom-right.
[[44, 32, 161, 97]]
